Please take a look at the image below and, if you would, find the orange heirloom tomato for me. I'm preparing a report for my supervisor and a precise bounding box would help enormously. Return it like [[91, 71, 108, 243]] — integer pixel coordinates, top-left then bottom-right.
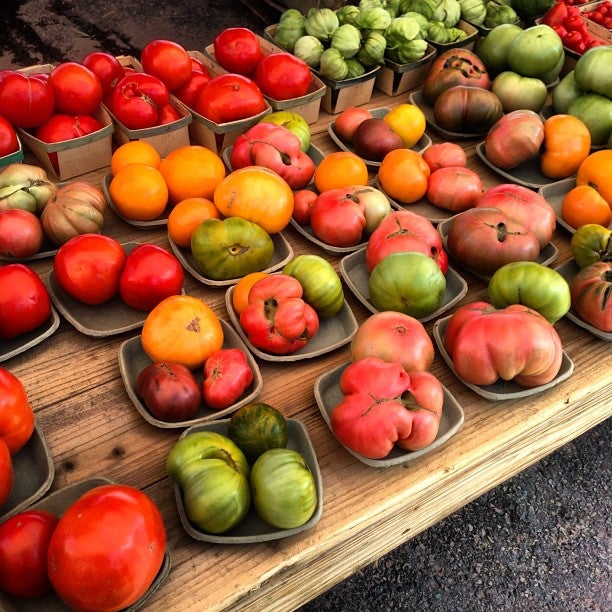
[[232, 271, 269, 315], [576, 149, 612, 208], [167, 197, 221, 248], [313, 151, 369, 192], [109, 163, 168, 221], [0, 367, 35, 455], [377, 148, 431, 204], [561, 185, 612, 230], [540, 115, 591, 179], [214, 166, 294, 234], [141, 295, 224, 370]]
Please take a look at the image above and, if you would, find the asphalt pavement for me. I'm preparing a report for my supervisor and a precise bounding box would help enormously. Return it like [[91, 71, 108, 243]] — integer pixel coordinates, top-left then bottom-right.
[[1, 2, 610, 611]]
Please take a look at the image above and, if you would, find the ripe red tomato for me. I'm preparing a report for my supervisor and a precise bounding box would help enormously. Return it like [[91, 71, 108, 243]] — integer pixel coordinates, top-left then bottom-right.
[[0, 438, 14, 508], [0, 71, 55, 128], [34, 113, 104, 143], [194, 73, 267, 124], [119, 243, 184, 311], [172, 68, 211, 108], [213, 27, 263, 76], [0, 115, 19, 157], [0, 264, 52, 341], [0, 366, 35, 455], [140, 39, 192, 91], [253, 52, 312, 100], [108, 72, 170, 129], [0, 509, 59, 598], [426, 166, 483, 212], [333, 107, 373, 143], [422, 142, 467, 172], [202, 348, 254, 409], [0, 209, 43, 259], [48, 62, 103, 115], [47, 484, 167, 611], [158, 103, 181, 124], [53, 234, 127, 305], [81, 51, 125, 95]]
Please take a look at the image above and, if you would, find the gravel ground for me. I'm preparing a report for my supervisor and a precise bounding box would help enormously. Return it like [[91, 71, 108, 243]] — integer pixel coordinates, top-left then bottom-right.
[[1, 2, 611, 611]]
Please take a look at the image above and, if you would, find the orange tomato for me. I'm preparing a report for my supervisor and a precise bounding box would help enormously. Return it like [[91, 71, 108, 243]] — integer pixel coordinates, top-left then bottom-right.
[[377, 149, 431, 204], [561, 185, 612, 230], [214, 166, 294, 234], [576, 150, 612, 208], [232, 271, 269, 314], [108, 163, 168, 221], [158, 145, 226, 205], [110, 141, 161, 175], [540, 115, 591, 179], [167, 197, 221, 247], [313, 151, 368, 192]]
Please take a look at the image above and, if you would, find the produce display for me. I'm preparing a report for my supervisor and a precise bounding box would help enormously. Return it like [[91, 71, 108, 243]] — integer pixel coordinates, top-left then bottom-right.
[[1, 6, 611, 609]]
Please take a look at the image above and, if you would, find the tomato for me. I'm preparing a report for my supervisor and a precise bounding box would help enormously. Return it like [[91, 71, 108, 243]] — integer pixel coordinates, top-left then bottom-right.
[[0, 115, 19, 157], [576, 150, 612, 207], [567, 93, 612, 148], [0, 264, 51, 341], [167, 197, 220, 248], [0, 439, 13, 508], [0, 366, 35, 455], [426, 166, 483, 212], [313, 151, 368, 192], [570, 223, 611, 269], [330, 357, 444, 459], [433, 86, 504, 134], [350, 311, 435, 372], [0, 209, 44, 259], [570, 261, 612, 332], [253, 52, 312, 100], [53, 234, 127, 305], [506, 24, 564, 82], [292, 188, 317, 225], [49, 62, 103, 115], [250, 448, 317, 528], [81, 51, 125, 95], [202, 348, 254, 410], [422, 141, 467, 172], [194, 73, 267, 124], [232, 272, 270, 315], [34, 113, 104, 143], [0, 510, 59, 598], [0, 71, 54, 128], [377, 148, 431, 204], [107, 72, 170, 129], [333, 107, 373, 143], [541, 114, 592, 179], [140, 39, 192, 91], [172, 68, 211, 108], [561, 185, 612, 230], [382, 103, 426, 148], [47, 484, 166, 611], [136, 361, 202, 422], [119, 244, 184, 311], [213, 27, 264, 76], [158, 103, 181, 124]]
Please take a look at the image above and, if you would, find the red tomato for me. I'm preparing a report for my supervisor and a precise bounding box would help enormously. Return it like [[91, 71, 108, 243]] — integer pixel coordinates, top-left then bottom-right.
[[158, 103, 181, 124], [34, 113, 104, 143], [140, 39, 192, 91], [310, 188, 367, 247], [194, 73, 266, 124], [119, 243, 184, 311], [48, 62, 103, 115], [0, 366, 35, 455], [0, 438, 14, 508], [53, 234, 127, 305], [0, 509, 59, 598], [253, 52, 312, 100], [108, 72, 170, 129], [47, 484, 167, 611], [333, 107, 373, 143], [570, 261, 612, 332], [0, 115, 19, 157], [0, 209, 43, 259], [422, 141, 467, 171], [0, 71, 55, 128], [213, 27, 263, 76], [172, 69, 211, 108], [202, 348, 254, 409], [0, 264, 52, 341], [81, 51, 125, 95], [292, 189, 317, 225], [426, 166, 483, 212]]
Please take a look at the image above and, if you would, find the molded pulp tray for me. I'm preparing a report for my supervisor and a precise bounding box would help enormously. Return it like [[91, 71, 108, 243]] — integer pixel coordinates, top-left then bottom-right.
[[0, 238, 57, 262], [314, 361, 465, 467], [289, 218, 368, 256], [433, 314, 575, 400], [0, 477, 171, 611], [225, 286, 358, 362], [0, 307, 60, 363], [118, 320, 264, 428], [173, 418, 323, 543], [339, 247, 468, 323]]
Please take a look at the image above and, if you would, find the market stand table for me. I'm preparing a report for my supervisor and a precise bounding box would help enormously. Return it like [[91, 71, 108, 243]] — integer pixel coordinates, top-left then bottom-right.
[[6, 86, 611, 611]]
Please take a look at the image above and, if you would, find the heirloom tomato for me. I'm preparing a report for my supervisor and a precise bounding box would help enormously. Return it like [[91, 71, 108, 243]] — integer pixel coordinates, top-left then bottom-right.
[[0, 366, 35, 455], [422, 142, 467, 171], [110, 140, 161, 175], [0, 264, 51, 340], [561, 185, 612, 230], [313, 151, 368, 192], [541, 114, 591, 179], [167, 197, 220, 248], [350, 311, 435, 372], [47, 484, 166, 611], [292, 188, 317, 225], [426, 166, 483, 212], [333, 107, 372, 143], [382, 103, 426, 148], [576, 150, 612, 207], [0, 510, 59, 598], [0, 438, 13, 508], [141, 294, 224, 370], [119, 243, 184, 311], [140, 39, 192, 91], [506, 24, 564, 82], [213, 27, 264, 76], [443, 301, 564, 388], [81, 51, 125, 95], [567, 93, 612, 147], [0, 115, 19, 157], [34, 113, 104, 143], [433, 86, 503, 134], [259, 109, 312, 152], [202, 348, 254, 410], [377, 148, 430, 204], [570, 223, 611, 269], [232, 271, 269, 315], [0, 209, 43, 259], [330, 357, 444, 459], [253, 52, 312, 100], [53, 234, 127, 305], [570, 261, 612, 332], [0, 71, 54, 128], [48, 62, 103, 115]]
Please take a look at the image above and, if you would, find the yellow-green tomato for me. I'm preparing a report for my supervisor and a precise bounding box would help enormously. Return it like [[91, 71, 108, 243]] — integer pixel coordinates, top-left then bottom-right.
[[166, 431, 251, 534], [488, 261, 571, 324], [250, 448, 317, 529]]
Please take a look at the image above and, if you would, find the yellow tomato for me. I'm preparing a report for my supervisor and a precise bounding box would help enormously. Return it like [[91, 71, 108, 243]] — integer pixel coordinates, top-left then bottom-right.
[[383, 104, 426, 148]]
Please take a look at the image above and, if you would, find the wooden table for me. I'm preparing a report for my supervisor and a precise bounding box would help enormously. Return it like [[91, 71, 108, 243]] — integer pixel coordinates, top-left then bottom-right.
[[5, 84, 611, 611]]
